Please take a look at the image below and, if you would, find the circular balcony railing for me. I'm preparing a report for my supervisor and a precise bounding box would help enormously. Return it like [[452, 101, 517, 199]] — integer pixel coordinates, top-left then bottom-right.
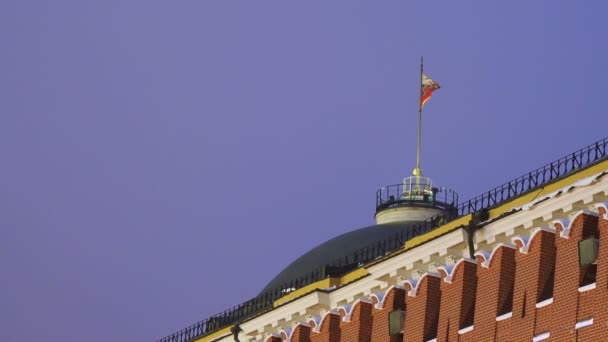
[[376, 176, 459, 213]]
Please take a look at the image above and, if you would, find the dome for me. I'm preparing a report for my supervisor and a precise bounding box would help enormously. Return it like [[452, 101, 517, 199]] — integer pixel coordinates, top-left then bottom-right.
[[260, 220, 421, 295]]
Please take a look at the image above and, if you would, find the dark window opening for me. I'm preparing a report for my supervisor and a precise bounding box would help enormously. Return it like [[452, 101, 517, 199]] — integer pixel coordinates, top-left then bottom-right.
[[537, 271, 555, 302], [460, 296, 476, 329], [580, 264, 597, 287], [498, 286, 514, 316]]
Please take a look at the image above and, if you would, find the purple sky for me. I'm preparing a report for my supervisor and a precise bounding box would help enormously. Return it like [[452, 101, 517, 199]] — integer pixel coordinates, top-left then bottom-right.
[[2, 2, 608, 341]]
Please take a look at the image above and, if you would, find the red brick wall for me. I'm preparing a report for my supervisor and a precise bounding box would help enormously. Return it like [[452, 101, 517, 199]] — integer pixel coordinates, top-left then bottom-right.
[[274, 209, 608, 341], [404, 274, 441, 341], [338, 300, 373, 342], [370, 286, 405, 342], [473, 244, 516, 341], [436, 259, 477, 341]]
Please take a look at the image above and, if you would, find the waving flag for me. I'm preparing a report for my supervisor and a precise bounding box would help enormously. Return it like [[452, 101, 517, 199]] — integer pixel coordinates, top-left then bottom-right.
[[420, 73, 440, 108]]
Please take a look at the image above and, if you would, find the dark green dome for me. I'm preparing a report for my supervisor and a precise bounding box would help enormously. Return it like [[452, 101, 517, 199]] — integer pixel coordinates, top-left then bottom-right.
[[260, 221, 421, 294]]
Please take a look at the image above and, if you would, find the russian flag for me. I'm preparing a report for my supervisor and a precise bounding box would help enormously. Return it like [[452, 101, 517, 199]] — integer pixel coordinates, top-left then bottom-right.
[[420, 73, 440, 108]]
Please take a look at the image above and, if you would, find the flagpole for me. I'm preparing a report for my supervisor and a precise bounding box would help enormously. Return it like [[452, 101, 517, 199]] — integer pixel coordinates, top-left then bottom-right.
[[414, 56, 423, 177]]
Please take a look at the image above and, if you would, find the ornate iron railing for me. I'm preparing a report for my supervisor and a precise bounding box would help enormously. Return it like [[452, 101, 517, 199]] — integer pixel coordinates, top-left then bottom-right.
[[158, 136, 608, 342], [456, 137, 608, 216], [376, 182, 459, 213]]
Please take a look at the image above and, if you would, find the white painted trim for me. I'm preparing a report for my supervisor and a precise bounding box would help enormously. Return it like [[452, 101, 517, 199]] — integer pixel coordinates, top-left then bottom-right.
[[575, 318, 594, 329], [554, 210, 599, 238], [475, 243, 516, 268], [594, 202, 608, 219], [532, 332, 550, 341], [425, 339, 437, 342], [513, 228, 555, 254], [438, 258, 476, 283], [404, 272, 441, 297], [264, 333, 281, 342], [495, 312, 512, 321], [371, 285, 405, 309], [477, 173, 608, 246], [366, 228, 467, 277], [312, 310, 339, 333], [578, 282, 597, 292], [458, 325, 474, 334], [535, 297, 553, 308]]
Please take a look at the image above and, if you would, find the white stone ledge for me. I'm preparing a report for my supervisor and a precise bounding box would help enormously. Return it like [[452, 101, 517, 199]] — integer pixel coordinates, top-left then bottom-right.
[[575, 318, 593, 329], [535, 297, 553, 308], [458, 325, 474, 335], [496, 312, 512, 321], [532, 332, 551, 341], [578, 282, 596, 292]]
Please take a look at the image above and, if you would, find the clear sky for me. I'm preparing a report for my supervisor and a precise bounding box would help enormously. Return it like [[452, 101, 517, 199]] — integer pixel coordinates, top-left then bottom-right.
[[2, 1, 607, 341]]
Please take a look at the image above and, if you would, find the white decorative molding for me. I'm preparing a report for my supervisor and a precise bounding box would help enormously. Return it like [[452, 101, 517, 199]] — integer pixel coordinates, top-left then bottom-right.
[[263, 333, 281, 342], [475, 243, 516, 268], [438, 258, 476, 283], [404, 272, 441, 297], [477, 172, 608, 247], [594, 202, 608, 219], [554, 210, 599, 238], [512, 227, 555, 254], [311, 310, 339, 333]]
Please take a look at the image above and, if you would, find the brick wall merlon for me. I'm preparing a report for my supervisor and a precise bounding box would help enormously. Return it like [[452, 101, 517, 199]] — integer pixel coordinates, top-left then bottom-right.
[[438, 258, 477, 283], [593, 202, 608, 219], [512, 227, 555, 254], [337, 298, 372, 322], [311, 311, 340, 333], [371, 285, 405, 310], [474, 243, 516, 268], [308, 316, 322, 331], [553, 210, 599, 239], [403, 272, 440, 297], [263, 334, 281, 342], [279, 322, 310, 340]]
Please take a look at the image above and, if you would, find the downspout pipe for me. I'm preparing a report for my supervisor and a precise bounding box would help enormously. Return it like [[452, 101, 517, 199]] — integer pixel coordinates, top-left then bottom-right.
[[465, 210, 489, 259]]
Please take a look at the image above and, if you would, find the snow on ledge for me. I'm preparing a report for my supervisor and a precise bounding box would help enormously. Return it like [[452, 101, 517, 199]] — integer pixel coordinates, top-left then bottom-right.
[[579, 282, 597, 292], [553, 210, 599, 239], [475, 243, 516, 268], [532, 332, 550, 342], [370, 292, 385, 309], [575, 318, 594, 329], [458, 325, 474, 335], [496, 312, 513, 321], [371, 285, 405, 309], [404, 272, 440, 297], [438, 258, 476, 283], [425, 339, 437, 342], [594, 202, 608, 219], [535, 297, 553, 308], [515, 171, 606, 212], [512, 228, 555, 254]]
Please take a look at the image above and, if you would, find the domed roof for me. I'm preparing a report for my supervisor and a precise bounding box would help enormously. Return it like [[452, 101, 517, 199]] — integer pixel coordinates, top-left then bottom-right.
[[260, 221, 421, 294]]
